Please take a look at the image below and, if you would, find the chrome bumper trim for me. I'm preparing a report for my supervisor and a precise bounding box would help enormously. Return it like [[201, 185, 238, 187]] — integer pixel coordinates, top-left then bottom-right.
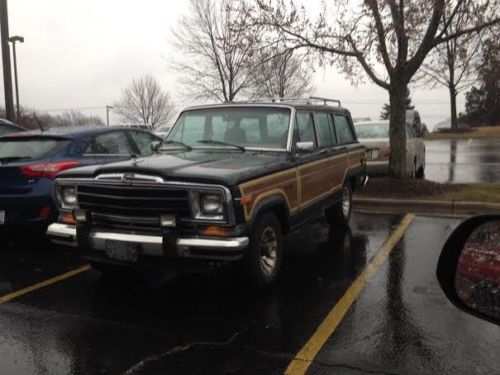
[[46, 223, 78, 247], [46, 224, 249, 255]]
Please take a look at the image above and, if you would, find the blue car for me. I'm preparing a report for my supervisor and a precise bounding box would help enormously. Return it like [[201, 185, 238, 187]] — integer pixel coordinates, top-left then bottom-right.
[[0, 126, 162, 237]]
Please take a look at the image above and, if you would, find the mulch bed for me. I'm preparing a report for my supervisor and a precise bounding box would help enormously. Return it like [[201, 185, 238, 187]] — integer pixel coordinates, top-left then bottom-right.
[[356, 177, 464, 199]]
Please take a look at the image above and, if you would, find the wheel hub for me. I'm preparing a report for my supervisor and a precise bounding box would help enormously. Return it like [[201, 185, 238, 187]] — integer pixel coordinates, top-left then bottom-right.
[[259, 227, 278, 277]]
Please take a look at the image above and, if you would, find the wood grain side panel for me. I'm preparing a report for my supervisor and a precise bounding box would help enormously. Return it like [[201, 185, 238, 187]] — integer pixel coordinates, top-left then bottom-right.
[[299, 154, 347, 208], [348, 149, 365, 169], [239, 169, 298, 221]]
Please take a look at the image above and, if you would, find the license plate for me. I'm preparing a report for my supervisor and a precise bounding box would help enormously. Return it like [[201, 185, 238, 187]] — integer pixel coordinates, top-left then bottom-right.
[[367, 149, 379, 159], [0, 210, 4, 225], [105, 240, 138, 263]]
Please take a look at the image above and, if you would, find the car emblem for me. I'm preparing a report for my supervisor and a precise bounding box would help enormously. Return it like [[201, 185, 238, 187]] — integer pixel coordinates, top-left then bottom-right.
[[123, 173, 135, 183]]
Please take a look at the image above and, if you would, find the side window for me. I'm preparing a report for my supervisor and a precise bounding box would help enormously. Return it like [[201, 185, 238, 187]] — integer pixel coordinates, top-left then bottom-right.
[[294, 111, 316, 145], [334, 115, 355, 144], [129, 131, 158, 156], [85, 131, 133, 155], [315, 112, 333, 147]]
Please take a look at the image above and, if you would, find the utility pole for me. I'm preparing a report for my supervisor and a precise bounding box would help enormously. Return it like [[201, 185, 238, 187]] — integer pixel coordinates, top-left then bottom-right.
[[0, 0, 14, 121], [106, 105, 113, 126], [9, 35, 23, 122]]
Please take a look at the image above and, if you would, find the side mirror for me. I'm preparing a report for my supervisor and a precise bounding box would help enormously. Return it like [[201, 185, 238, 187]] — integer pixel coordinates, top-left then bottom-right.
[[437, 215, 500, 325], [296, 141, 315, 153], [151, 140, 161, 152]]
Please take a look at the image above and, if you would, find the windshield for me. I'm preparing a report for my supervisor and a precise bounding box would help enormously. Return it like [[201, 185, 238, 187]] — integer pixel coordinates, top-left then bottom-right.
[[165, 107, 291, 150], [0, 137, 70, 160], [354, 123, 390, 138]]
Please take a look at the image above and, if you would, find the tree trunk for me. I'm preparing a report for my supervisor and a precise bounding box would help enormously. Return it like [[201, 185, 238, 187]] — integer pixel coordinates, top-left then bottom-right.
[[388, 82, 408, 178], [449, 84, 458, 130]]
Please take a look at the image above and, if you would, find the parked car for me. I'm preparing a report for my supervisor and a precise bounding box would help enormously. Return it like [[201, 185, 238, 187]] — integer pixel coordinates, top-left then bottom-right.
[[47, 97, 368, 286], [154, 124, 173, 139], [434, 119, 451, 132], [0, 119, 25, 136], [353, 117, 371, 123], [406, 110, 426, 137], [0, 126, 162, 237], [354, 120, 425, 177], [119, 124, 153, 131]]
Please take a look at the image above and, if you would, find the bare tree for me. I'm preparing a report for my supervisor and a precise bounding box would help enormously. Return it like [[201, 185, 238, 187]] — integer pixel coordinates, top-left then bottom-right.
[[252, 49, 313, 98], [114, 75, 175, 128], [171, 0, 261, 102], [242, 0, 500, 177], [418, 4, 486, 129]]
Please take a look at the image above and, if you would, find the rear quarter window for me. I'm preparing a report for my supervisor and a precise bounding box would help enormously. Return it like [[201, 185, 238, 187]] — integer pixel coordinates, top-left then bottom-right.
[[0, 137, 70, 160]]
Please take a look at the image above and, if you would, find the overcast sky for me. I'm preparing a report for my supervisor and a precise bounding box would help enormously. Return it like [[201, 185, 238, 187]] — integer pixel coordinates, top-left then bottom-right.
[[3, 0, 460, 128]]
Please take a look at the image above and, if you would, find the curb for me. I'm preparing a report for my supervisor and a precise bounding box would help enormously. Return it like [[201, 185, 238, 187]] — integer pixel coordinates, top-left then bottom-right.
[[353, 197, 500, 218]]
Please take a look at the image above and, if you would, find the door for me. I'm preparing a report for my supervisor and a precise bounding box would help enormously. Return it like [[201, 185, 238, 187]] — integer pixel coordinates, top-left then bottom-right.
[[332, 113, 361, 176], [294, 110, 332, 208]]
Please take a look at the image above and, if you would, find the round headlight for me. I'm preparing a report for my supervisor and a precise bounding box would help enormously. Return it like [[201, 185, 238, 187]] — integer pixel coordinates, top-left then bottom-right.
[[200, 194, 223, 214], [61, 187, 77, 206]]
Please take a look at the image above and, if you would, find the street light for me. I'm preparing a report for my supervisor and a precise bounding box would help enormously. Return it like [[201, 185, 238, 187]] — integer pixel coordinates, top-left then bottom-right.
[[8, 35, 23, 122], [106, 105, 113, 126]]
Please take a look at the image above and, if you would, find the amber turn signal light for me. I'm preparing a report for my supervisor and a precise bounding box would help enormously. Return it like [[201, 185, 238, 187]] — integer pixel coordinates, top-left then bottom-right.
[[59, 212, 76, 225], [202, 226, 230, 237]]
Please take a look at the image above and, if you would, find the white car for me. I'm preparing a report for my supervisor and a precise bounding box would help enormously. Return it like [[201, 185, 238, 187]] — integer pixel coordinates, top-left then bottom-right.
[[154, 125, 173, 139], [354, 120, 426, 177]]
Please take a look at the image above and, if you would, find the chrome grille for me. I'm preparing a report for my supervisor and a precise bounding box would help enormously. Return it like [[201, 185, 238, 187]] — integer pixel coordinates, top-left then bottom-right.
[[77, 183, 191, 232]]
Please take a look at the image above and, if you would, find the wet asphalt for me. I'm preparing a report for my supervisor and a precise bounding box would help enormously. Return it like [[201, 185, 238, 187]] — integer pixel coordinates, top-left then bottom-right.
[[424, 139, 500, 183], [0, 213, 499, 374]]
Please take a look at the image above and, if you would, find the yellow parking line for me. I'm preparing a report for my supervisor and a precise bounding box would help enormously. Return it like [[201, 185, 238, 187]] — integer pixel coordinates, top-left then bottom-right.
[[0, 264, 91, 304], [286, 213, 416, 375]]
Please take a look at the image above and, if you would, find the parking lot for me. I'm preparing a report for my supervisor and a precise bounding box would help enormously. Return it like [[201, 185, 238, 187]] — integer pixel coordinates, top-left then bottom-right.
[[1, 213, 499, 374]]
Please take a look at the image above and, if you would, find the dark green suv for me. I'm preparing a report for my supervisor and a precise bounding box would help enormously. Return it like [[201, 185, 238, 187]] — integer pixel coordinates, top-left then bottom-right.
[[48, 98, 367, 286]]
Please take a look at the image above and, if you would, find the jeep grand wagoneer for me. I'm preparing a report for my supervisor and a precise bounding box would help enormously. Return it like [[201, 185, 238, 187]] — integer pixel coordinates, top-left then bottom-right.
[[47, 97, 367, 286]]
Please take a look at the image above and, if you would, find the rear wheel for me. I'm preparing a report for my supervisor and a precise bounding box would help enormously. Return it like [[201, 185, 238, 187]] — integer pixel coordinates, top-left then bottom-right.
[[243, 213, 283, 288], [326, 183, 352, 226]]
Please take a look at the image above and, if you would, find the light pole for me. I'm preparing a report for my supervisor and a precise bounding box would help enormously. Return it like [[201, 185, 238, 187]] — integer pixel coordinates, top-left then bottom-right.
[[106, 105, 113, 126], [8, 35, 23, 122]]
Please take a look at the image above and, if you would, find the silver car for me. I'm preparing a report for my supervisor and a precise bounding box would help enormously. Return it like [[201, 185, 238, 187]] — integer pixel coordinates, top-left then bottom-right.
[[354, 120, 425, 177]]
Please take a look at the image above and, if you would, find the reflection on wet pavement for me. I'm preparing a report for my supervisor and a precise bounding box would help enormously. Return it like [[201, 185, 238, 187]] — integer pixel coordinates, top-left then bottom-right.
[[312, 216, 500, 375], [425, 139, 500, 183], [0, 214, 499, 374]]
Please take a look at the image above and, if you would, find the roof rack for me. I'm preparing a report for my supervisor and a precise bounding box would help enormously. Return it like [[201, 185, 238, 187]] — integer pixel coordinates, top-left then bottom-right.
[[229, 96, 342, 107]]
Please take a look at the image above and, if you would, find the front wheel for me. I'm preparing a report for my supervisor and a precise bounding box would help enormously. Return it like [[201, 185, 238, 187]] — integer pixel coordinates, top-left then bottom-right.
[[243, 213, 283, 288], [326, 183, 352, 226]]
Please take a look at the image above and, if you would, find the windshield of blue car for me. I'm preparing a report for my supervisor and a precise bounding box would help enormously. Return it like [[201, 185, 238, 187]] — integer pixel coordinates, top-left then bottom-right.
[[354, 123, 390, 138], [0, 137, 70, 160], [164, 106, 291, 150]]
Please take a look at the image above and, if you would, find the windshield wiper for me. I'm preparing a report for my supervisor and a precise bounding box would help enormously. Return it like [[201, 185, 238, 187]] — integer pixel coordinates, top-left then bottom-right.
[[197, 139, 245, 152], [0, 156, 32, 164], [160, 140, 192, 151]]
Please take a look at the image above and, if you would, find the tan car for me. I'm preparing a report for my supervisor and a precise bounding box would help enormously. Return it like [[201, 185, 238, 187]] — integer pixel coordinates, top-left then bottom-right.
[[354, 120, 425, 177]]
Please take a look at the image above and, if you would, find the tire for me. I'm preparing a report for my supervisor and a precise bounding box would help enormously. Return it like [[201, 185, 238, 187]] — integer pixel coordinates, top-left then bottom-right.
[[326, 183, 352, 226], [243, 213, 283, 288]]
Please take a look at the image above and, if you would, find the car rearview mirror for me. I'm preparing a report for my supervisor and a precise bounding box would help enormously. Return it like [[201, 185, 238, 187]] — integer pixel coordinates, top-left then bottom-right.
[[151, 140, 161, 152], [296, 141, 315, 153], [437, 215, 500, 325]]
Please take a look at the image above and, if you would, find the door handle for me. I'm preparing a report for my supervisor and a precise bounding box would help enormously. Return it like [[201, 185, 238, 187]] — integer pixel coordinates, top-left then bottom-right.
[[319, 149, 328, 155]]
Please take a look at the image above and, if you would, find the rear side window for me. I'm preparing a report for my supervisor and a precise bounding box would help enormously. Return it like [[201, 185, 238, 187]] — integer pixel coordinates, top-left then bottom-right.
[[86, 131, 133, 155], [316, 113, 334, 147], [334, 115, 355, 144], [294, 111, 316, 145], [0, 138, 69, 160]]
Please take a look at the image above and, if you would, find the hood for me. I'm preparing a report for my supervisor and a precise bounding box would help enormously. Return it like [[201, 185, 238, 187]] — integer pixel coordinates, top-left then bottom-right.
[[58, 150, 292, 186]]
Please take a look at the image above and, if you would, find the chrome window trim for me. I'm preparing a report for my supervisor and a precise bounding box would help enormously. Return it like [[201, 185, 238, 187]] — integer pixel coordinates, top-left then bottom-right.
[[166, 104, 295, 153]]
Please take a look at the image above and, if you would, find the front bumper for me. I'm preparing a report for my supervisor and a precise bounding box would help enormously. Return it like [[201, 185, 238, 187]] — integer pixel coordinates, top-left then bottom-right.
[[46, 223, 249, 261]]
